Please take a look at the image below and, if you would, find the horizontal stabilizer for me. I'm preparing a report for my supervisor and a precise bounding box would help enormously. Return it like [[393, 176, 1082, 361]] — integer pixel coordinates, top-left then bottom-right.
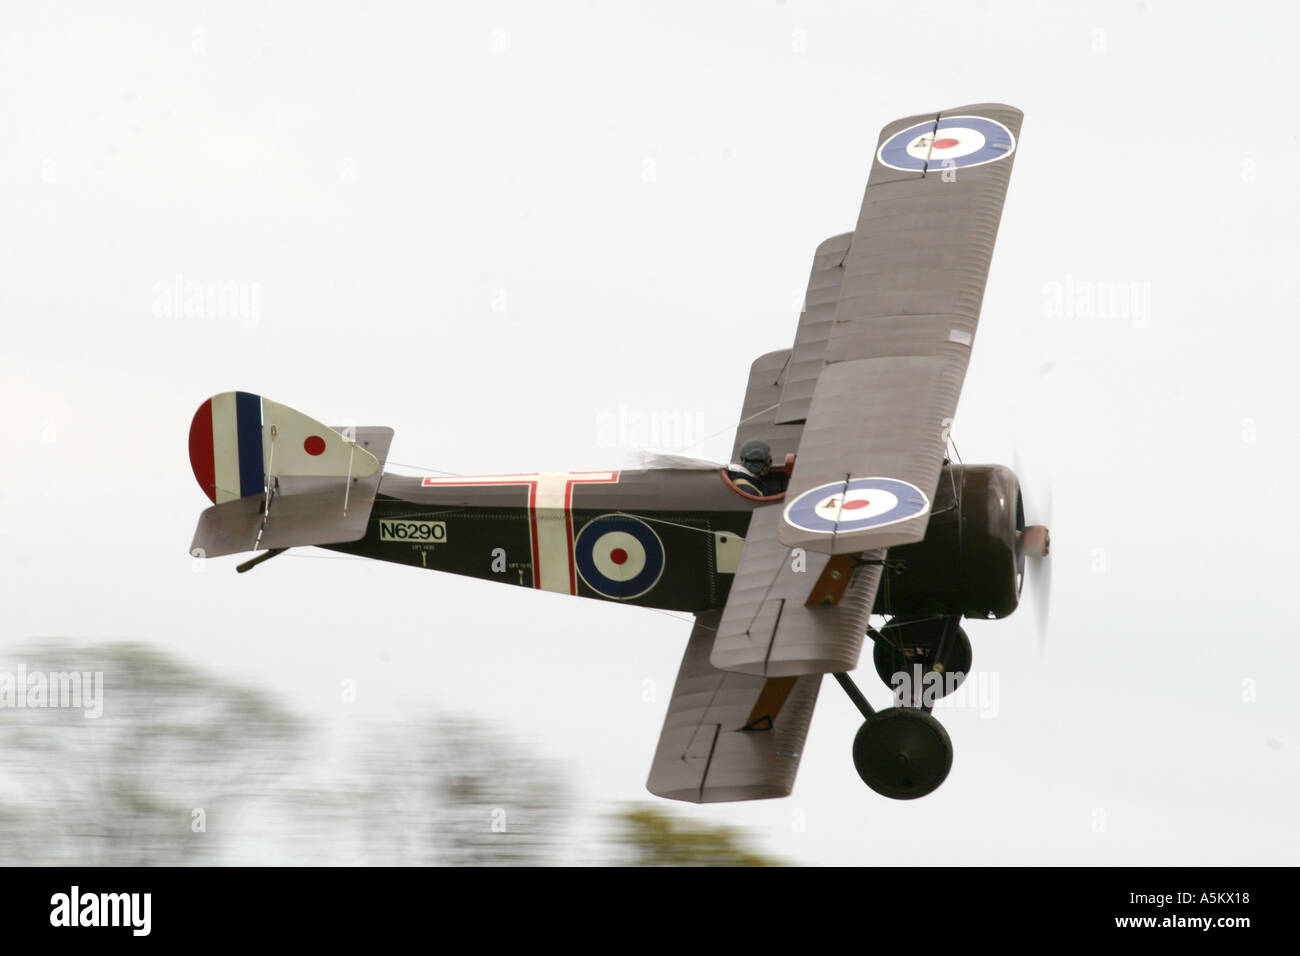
[[190, 425, 392, 558]]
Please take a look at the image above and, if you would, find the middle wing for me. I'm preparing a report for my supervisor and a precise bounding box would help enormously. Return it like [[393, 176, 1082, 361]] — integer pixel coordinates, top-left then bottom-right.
[[729, 232, 853, 464]]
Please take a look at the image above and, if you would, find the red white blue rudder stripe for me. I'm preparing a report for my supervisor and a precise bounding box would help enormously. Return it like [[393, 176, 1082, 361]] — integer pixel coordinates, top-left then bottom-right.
[[189, 391, 265, 503]]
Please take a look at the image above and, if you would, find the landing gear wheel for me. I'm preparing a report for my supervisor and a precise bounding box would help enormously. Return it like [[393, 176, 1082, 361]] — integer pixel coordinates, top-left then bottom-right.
[[872, 619, 972, 701], [852, 707, 953, 799]]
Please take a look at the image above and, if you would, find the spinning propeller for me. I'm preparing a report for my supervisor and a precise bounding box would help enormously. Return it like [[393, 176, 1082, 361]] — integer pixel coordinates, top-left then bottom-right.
[[1014, 451, 1053, 653]]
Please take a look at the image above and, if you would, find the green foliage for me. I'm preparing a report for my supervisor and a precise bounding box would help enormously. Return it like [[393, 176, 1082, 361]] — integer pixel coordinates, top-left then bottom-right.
[[612, 805, 785, 867]]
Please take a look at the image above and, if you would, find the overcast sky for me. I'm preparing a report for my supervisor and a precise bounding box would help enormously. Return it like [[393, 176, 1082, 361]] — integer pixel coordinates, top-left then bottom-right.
[[2, 0, 1297, 865]]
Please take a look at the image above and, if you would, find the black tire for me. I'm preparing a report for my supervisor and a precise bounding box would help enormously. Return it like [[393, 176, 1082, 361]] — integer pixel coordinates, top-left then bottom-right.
[[872, 620, 972, 703], [852, 707, 953, 800]]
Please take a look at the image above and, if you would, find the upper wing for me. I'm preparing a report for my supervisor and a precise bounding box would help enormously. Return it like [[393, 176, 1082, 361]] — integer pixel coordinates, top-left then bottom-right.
[[647, 610, 823, 803], [777, 104, 1023, 554]]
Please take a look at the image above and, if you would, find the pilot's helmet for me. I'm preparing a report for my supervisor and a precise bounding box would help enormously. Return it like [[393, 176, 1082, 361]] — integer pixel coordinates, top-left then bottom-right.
[[739, 439, 773, 474]]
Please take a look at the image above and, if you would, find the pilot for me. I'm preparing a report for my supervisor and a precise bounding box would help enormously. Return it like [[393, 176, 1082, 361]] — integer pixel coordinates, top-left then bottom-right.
[[729, 439, 773, 496]]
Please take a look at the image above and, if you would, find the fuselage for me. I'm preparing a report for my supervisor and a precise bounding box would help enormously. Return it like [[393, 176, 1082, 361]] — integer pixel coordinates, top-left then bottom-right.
[[325, 462, 1024, 621], [325, 468, 760, 612]]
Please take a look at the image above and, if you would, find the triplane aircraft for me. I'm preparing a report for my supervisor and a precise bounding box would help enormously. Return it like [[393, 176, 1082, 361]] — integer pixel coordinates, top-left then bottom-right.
[[189, 103, 1048, 802]]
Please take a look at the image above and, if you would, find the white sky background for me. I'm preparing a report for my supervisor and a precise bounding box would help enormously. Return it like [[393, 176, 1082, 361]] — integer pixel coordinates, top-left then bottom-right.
[[2, 0, 1297, 865]]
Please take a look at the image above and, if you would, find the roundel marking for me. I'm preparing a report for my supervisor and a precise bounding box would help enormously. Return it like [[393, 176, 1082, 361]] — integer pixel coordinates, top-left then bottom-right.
[[303, 435, 326, 456], [574, 514, 665, 600], [784, 477, 930, 535], [877, 115, 1016, 172]]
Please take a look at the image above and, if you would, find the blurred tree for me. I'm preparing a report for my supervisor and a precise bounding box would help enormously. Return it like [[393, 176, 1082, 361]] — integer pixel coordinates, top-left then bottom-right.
[[269, 714, 575, 865], [612, 805, 785, 866], [0, 642, 786, 866], [0, 641, 304, 865], [0, 642, 574, 865]]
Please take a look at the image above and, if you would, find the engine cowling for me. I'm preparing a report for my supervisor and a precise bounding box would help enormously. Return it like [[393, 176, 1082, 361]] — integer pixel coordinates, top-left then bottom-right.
[[872, 464, 1024, 620]]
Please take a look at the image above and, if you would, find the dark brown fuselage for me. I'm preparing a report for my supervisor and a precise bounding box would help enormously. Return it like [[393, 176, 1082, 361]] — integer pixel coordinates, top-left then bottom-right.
[[327, 463, 1023, 620]]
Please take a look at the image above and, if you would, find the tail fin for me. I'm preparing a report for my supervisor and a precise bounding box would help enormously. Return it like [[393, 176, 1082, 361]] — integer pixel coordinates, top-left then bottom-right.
[[187, 392, 392, 558], [189, 391, 381, 503]]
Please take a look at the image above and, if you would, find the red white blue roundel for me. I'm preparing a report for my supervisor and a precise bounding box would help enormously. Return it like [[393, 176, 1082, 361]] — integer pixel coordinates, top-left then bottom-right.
[[877, 115, 1016, 172], [784, 478, 930, 535], [574, 514, 665, 600]]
